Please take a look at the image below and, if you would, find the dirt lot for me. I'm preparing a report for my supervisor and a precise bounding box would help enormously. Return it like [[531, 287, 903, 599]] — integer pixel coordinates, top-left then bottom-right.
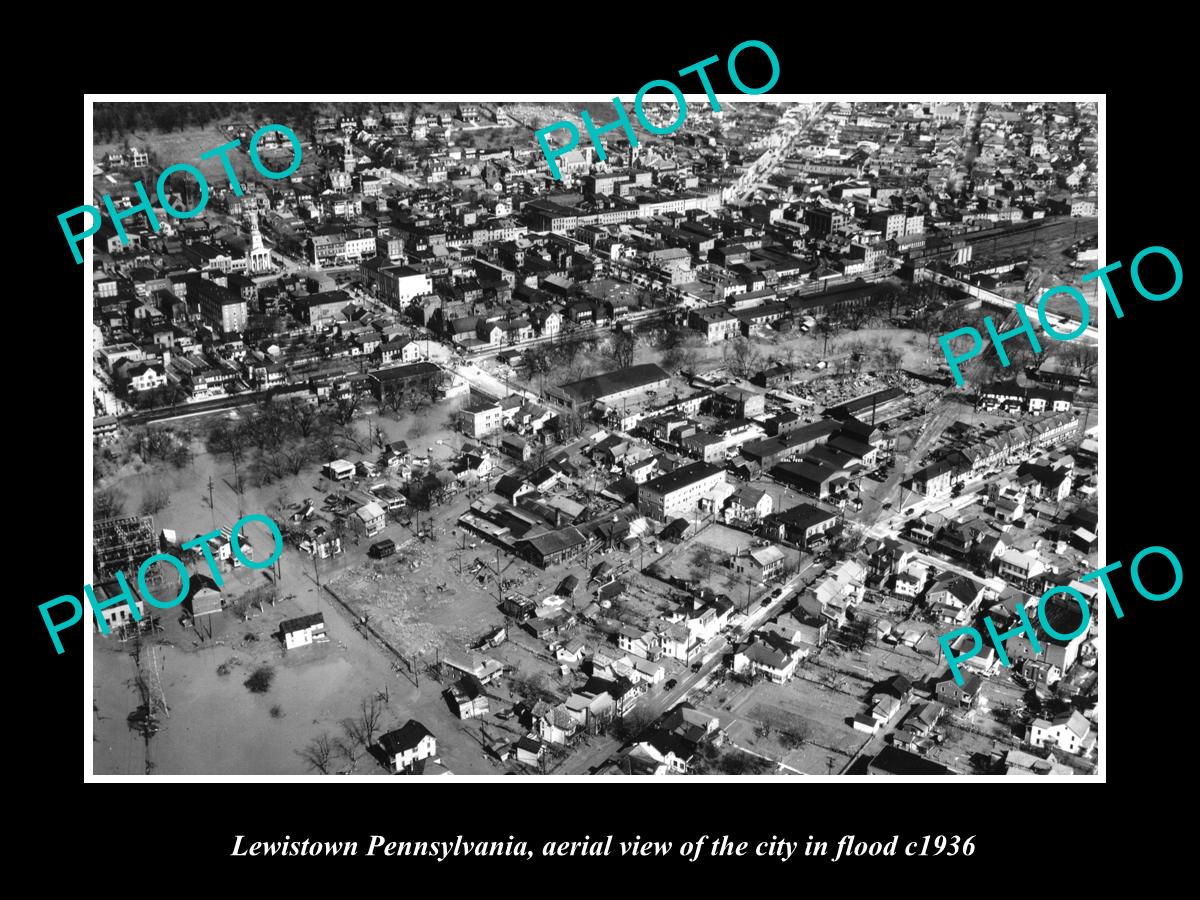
[[698, 614, 947, 775], [722, 676, 865, 775]]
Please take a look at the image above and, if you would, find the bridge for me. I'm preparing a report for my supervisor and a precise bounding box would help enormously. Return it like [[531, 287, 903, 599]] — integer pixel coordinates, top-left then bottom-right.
[[926, 270, 1098, 343]]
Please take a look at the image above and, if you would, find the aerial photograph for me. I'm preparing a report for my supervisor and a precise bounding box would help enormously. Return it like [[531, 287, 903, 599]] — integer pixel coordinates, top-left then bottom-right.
[[88, 98, 1100, 777]]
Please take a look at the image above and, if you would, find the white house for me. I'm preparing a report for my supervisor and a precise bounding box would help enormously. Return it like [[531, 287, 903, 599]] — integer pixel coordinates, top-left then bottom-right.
[[324, 459, 356, 481], [127, 362, 167, 392], [378, 720, 438, 773], [280, 612, 326, 650], [1027, 710, 1094, 756]]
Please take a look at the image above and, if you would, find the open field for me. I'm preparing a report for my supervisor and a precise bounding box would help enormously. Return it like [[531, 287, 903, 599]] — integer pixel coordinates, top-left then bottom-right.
[[93, 127, 309, 198], [656, 522, 799, 607], [724, 677, 865, 775]]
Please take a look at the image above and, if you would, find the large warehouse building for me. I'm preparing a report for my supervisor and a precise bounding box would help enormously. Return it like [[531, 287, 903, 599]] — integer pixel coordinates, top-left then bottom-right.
[[552, 363, 671, 409]]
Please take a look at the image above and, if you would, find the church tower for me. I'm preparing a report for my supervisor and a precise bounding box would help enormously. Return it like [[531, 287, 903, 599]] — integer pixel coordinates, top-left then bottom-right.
[[246, 208, 272, 274]]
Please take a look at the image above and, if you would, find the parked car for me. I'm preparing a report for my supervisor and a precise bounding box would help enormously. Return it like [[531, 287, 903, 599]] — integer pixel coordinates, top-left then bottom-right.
[[664, 679, 677, 691]]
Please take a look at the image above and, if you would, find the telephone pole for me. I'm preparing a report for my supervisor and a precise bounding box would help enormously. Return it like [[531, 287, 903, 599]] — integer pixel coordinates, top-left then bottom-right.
[[207, 476, 216, 531]]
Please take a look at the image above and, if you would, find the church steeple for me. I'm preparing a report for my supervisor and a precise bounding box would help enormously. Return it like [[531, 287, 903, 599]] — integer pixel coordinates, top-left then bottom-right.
[[245, 205, 272, 274], [248, 208, 264, 252]]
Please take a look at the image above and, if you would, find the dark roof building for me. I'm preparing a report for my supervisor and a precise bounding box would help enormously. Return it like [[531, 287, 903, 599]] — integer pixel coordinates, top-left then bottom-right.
[[378, 720, 435, 756], [515, 527, 590, 568], [554, 363, 670, 407], [867, 745, 953, 776]]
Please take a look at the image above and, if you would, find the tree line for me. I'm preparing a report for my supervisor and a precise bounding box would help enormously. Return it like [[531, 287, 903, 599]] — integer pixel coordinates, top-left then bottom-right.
[[94, 103, 320, 142], [205, 395, 368, 493]]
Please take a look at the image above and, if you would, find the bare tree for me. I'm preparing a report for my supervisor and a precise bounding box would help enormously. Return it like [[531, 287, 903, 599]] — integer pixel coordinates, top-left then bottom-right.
[[1062, 342, 1098, 376], [331, 395, 361, 427], [250, 450, 284, 487], [692, 545, 720, 579], [679, 346, 699, 375], [285, 398, 323, 438], [94, 486, 127, 520], [611, 331, 638, 369], [281, 444, 311, 476], [298, 732, 334, 774], [136, 426, 179, 463], [355, 695, 385, 748], [382, 381, 407, 416], [206, 418, 249, 463], [139, 482, 171, 516], [610, 705, 658, 743], [816, 319, 839, 357], [725, 335, 759, 379]]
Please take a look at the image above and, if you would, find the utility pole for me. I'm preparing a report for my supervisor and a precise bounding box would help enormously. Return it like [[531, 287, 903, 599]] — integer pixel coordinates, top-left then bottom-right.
[[207, 477, 216, 531]]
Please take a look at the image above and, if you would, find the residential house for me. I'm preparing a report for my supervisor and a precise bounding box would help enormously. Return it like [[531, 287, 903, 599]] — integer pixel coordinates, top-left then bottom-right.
[[762, 502, 839, 547], [539, 705, 581, 745], [280, 612, 326, 650], [1027, 710, 1095, 756], [732, 632, 804, 683], [445, 675, 490, 720], [997, 594, 1090, 677], [514, 736, 545, 768], [724, 485, 773, 526], [936, 672, 984, 709], [734, 544, 786, 584], [617, 626, 660, 661], [997, 548, 1047, 590], [892, 701, 945, 754], [378, 720, 438, 774], [352, 501, 386, 538], [926, 574, 984, 626]]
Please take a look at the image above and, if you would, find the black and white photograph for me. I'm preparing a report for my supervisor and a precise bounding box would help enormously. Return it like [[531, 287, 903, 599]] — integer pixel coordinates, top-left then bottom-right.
[[79, 95, 1106, 780]]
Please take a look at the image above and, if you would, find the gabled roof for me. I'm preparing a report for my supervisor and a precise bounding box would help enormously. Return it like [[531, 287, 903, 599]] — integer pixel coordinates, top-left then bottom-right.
[[378, 719, 434, 755], [940, 672, 983, 694]]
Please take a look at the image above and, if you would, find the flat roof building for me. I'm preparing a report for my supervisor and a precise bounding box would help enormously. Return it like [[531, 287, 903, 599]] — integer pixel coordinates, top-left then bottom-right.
[[638, 461, 725, 521]]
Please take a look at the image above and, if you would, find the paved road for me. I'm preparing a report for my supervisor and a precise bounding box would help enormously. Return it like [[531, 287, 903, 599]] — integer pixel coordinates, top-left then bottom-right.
[[441, 359, 542, 405], [725, 103, 827, 204]]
